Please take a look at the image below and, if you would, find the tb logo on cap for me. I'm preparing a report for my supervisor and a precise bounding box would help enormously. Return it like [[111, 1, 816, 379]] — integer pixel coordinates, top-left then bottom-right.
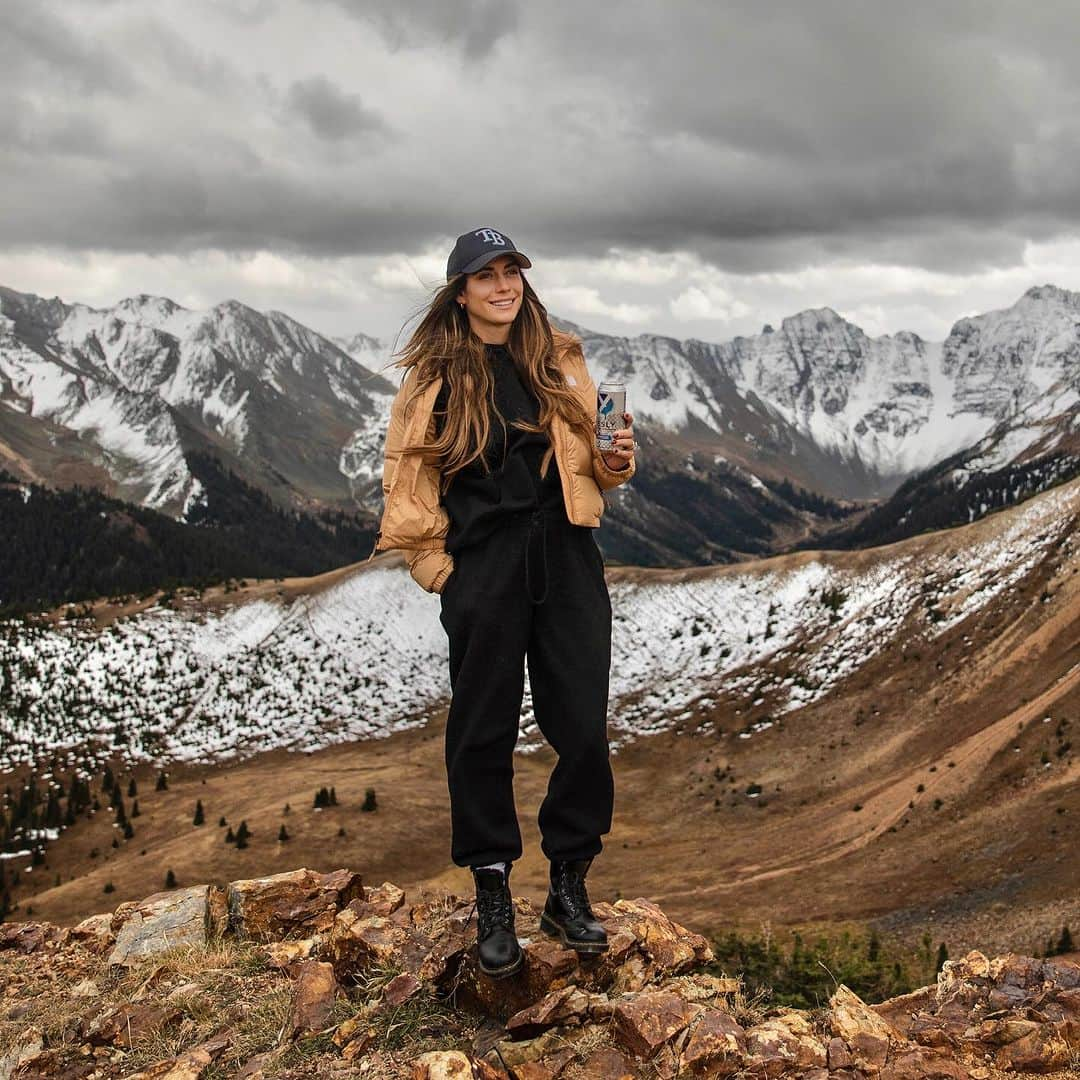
[[475, 229, 506, 246]]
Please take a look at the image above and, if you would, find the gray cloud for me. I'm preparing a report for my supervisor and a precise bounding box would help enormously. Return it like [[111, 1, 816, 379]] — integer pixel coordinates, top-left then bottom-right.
[[5, 0, 1080, 333], [284, 76, 388, 141], [323, 0, 520, 58]]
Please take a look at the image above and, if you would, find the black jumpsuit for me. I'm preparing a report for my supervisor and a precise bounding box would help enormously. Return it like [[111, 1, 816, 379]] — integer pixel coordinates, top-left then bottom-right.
[[435, 343, 615, 868]]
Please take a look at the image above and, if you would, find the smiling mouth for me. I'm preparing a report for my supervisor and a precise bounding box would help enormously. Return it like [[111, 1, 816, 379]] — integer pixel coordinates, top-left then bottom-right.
[[489, 299, 517, 308]]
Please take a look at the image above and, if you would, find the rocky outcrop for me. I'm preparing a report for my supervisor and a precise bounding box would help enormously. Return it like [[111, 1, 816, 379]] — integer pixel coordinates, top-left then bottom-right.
[[2, 868, 1079, 1078]]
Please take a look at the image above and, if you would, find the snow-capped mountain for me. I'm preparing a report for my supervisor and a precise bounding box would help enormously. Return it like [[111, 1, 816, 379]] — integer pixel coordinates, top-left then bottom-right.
[[0, 287, 397, 516], [2, 283, 1078, 567], [568, 285, 1080, 500]]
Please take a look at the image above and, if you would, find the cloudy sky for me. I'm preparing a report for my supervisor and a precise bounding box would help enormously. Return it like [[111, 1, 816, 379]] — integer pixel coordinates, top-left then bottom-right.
[[5, 0, 1080, 346]]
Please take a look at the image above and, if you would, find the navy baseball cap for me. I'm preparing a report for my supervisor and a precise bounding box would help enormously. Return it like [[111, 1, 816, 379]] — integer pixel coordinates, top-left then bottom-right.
[[446, 227, 532, 281]]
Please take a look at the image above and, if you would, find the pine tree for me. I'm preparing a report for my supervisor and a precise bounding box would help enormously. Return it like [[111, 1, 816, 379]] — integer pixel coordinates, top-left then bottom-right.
[[283, 803, 291, 815], [314, 787, 329, 809], [102, 764, 115, 793], [155, 771, 168, 792], [235, 820, 250, 849], [218, 816, 227, 828], [131, 800, 140, 818], [114, 795, 127, 825], [103, 881, 115, 894], [329, 786, 338, 806], [1057, 926, 1074, 955], [278, 824, 289, 842], [127, 779, 137, 798], [225, 827, 235, 844], [165, 869, 177, 889], [935, 943, 949, 974], [123, 821, 134, 839], [361, 788, 377, 812], [193, 800, 205, 826], [337, 826, 346, 838]]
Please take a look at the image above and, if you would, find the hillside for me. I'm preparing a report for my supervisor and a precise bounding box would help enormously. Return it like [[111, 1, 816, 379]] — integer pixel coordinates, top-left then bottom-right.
[[2, 478, 1077, 974]]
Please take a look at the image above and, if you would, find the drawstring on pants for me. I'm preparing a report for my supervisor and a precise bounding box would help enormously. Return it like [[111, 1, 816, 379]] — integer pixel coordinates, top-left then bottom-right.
[[524, 510, 550, 605]]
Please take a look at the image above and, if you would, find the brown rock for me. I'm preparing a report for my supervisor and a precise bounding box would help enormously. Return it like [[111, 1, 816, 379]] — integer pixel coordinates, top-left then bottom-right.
[[123, 1029, 232, 1080], [879, 1046, 973, 1079], [612, 990, 700, 1059], [908, 1013, 954, 1049], [329, 908, 436, 978], [472, 1056, 507, 1079], [262, 937, 319, 969], [745, 1010, 826, 1075], [1041, 956, 1080, 989], [363, 881, 407, 916], [68, 913, 114, 956], [976, 1017, 1041, 1045], [506, 986, 591, 1038], [996, 1018, 1080, 1073], [10, 1050, 96, 1079], [662, 972, 742, 1004], [411, 1050, 474, 1078], [340, 1029, 379, 1061], [830, 984, 900, 1069], [288, 959, 338, 1037], [227, 867, 363, 940], [608, 898, 714, 974], [496, 1031, 567, 1068], [827, 1036, 854, 1070], [870, 984, 935, 1035], [578, 1047, 638, 1079], [679, 1007, 746, 1075], [512, 1061, 568, 1080], [0, 922, 66, 955], [384, 971, 423, 1007], [107, 886, 220, 966], [82, 1003, 181, 1048]]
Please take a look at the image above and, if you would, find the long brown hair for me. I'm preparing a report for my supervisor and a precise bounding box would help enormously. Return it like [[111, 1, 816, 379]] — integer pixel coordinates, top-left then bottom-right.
[[388, 272, 594, 494]]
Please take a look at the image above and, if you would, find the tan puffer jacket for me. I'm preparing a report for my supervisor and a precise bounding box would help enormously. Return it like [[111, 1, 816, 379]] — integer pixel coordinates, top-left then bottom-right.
[[370, 329, 635, 593]]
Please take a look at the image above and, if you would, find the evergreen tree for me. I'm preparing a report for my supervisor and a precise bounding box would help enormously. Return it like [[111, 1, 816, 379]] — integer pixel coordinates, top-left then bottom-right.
[[193, 799, 205, 826], [103, 881, 115, 894], [361, 788, 377, 812], [218, 816, 227, 827], [329, 786, 338, 806], [123, 821, 134, 839], [1056, 926, 1074, 955], [165, 869, 177, 889], [278, 824, 289, 842], [224, 827, 235, 844], [127, 779, 137, 798], [102, 764, 115, 793], [235, 820, 250, 849], [155, 771, 168, 792], [337, 826, 346, 838], [130, 800, 140, 818], [114, 795, 127, 825], [935, 943, 949, 974]]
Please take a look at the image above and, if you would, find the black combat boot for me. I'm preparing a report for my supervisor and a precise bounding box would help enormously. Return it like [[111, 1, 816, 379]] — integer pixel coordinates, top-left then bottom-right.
[[540, 858, 609, 953], [470, 863, 524, 978]]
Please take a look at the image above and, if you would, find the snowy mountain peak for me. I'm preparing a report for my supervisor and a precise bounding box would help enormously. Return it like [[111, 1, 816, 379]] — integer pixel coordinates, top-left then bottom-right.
[[1020, 283, 1080, 307]]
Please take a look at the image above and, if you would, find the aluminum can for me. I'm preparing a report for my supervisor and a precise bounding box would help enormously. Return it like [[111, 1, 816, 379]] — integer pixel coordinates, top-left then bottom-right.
[[595, 382, 627, 452]]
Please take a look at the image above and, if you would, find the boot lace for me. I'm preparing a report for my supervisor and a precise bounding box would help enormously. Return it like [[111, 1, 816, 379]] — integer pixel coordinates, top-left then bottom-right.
[[557, 871, 594, 919], [475, 887, 514, 936]]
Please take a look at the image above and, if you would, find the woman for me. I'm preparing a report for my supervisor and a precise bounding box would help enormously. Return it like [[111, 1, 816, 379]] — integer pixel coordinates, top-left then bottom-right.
[[371, 227, 636, 979]]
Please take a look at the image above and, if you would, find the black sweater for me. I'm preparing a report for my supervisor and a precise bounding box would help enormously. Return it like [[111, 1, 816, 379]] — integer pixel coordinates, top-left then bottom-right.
[[434, 344, 565, 554]]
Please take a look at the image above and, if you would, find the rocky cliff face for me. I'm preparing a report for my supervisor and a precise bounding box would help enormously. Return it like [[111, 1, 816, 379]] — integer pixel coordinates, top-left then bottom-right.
[[1, 867, 1077, 1079]]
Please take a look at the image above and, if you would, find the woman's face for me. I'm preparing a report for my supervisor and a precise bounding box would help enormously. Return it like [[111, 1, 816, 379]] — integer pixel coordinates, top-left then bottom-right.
[[457, 254, 524, 342]]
